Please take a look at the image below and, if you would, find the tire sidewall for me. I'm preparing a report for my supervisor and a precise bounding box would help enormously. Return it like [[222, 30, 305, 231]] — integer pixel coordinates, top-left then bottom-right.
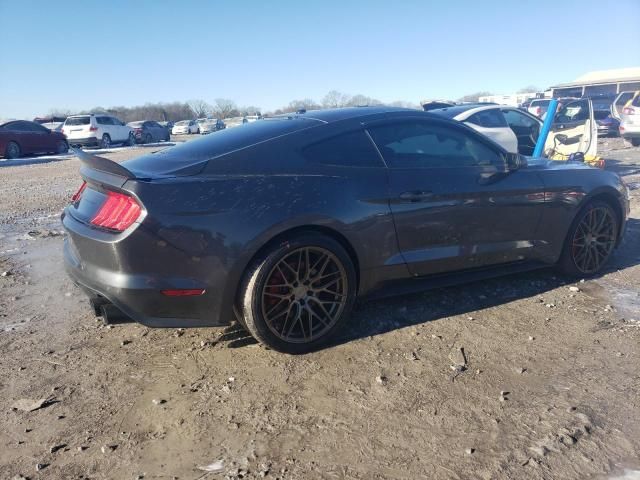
[[6, 141, 20, 159], [101, 134, 110, 149], [241, 234, 357, 354], [559, 200, 618, 277]]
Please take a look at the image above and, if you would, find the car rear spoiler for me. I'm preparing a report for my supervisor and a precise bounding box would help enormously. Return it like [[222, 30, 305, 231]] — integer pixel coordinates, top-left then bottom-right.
[[72, 148, 137, 187]]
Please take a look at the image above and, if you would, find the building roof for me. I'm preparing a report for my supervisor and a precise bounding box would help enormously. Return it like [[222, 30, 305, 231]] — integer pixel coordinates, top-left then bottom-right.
[[550, 67, 640, 88]]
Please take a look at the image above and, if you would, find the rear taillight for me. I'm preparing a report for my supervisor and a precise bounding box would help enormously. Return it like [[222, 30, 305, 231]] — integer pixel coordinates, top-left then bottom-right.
[[91, 191, 142, 232], [623, 107, 635, 115], [71, 181, 87, 202], [89, 126, 98, 132], [535, 106, 541, 116]]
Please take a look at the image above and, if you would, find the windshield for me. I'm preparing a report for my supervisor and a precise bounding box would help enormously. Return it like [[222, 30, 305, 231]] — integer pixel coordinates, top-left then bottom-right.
[[175, 120, 189, 126], [65, 116, 90, 126], [128, 121, 144, 127]]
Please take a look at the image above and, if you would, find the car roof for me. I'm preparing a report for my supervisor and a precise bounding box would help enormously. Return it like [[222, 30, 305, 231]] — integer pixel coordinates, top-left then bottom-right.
[[285, 106, 416, 123], [427, 104, 502, 120]]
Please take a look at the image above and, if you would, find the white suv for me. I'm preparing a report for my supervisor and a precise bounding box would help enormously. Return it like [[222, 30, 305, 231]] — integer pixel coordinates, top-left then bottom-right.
[[62, 114, 135, 148], [619, 91, 640, 146]]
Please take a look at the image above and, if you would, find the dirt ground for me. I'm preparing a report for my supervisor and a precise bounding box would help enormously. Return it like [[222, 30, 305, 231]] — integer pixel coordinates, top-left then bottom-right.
[[1, 138, 639, 480]]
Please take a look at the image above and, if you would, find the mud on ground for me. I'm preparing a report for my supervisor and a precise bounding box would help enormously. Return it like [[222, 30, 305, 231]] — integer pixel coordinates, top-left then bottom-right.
[[0, 139, 639, 480]]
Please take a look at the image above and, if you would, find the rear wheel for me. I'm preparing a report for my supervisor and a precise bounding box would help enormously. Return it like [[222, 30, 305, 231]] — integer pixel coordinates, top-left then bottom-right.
[[239, 233, 356, 353], [5, 141, 21, 159], [558, 200, 618, 276], [56, 140, 69, 154], [144, 133, 152, 144], [126, 133, 136, 146], [100, 134, 111, 149], [631, 138, 640, 147]]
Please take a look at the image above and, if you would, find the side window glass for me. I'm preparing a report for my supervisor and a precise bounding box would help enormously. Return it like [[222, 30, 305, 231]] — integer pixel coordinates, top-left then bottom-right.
[[555, 100, 589, 123], [368, 122, 502, 169], [467, 110, 508, 128], [303, 130, 383, 167], [503, 109, 537, 128]]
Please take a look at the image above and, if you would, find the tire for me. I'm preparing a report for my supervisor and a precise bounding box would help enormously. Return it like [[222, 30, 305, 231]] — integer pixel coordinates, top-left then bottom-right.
[[56, 140, 68, 154], [557, 200, 618, 277], [631, 138, 640, 147], [5, 141, 21, 159], [126, 133, 136, 146], [100, 134, 111, 149], [239, 233, 357, 354], [144, 133, 152, 144]]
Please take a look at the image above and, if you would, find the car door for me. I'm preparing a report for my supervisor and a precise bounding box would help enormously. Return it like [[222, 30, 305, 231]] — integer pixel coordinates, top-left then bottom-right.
[[463, 109, 519, 153], [501, 108, 542, 156], [366, 119, 545, 276], [111, 117, 127, 142], [545, 98, 597, 161], [30, 122, 57, 152]]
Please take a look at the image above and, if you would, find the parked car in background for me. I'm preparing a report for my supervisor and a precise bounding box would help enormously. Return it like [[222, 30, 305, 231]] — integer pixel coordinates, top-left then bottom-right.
[[527, 98, 552, 117], [620, 91, 640, 146], [200, 119, 226, 134], [159, 121, 174, 131], [518, 100, 532, 110], [63, 107, 628, 353], [62, 114, 134, 148], [422, 100, 457, 111], [127, 120, 171, 143], [242, 115, 262, 124], [34, 116, 67, 132], [224, 117, 244, 128], [171, 120, 199, 135], [430, 104, 542, 155], [611, 91, 637, 121], [0, 120, 69, 159]]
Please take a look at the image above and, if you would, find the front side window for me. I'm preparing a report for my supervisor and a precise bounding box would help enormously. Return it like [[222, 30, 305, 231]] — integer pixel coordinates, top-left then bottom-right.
[[466, 109, 508, 128], [503, 109, 538, 128], [96, 116, 111, 125], [368, 122, 502, 169], [303, 130, 383, 167]]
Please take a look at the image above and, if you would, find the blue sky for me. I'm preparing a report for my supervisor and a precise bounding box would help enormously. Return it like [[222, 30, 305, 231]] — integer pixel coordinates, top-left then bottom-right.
[[1, 0, 638, 118]]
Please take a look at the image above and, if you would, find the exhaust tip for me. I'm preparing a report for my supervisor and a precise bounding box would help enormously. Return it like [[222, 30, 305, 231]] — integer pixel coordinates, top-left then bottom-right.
[[99, 303, 133, 325]]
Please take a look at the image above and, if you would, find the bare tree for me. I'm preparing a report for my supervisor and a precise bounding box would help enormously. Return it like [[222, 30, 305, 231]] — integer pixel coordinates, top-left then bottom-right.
[[188, 99, 212, 118], [457, 91, 493, 102], [213, 98, 238, 119], [517, 85, 540, 94], [322, 90, 350, 108], [345, 94, 381, 107]]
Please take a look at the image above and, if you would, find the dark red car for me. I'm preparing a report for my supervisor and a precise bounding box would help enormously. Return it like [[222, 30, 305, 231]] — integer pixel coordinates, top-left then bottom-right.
[[0, 120, 69, 159]]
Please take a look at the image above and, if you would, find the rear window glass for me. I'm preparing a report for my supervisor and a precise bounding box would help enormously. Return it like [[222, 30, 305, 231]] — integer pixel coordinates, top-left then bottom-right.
[[594, 110, 610, 120], [303, 130, 383, 167], [128, 121, 144, 127], [175, 120, 189, 126], [632, 95, 640, 107], [65, 117, 90, 126], [124, 117, 322, 175]]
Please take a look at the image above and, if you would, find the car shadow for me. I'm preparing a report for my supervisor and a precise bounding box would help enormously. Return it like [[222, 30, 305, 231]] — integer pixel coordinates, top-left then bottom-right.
[[223, 217, 639, 353], [604, 158, 640, 178]]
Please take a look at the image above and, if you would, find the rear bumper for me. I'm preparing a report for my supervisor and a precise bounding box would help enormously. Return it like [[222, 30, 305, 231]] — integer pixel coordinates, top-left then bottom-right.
[[67, 136, 99, 147], [62, 211, 230, 328]]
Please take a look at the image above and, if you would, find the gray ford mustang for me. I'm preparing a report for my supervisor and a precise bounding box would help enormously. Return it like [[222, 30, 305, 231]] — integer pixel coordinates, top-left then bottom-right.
[[62, 107, 629, 353]]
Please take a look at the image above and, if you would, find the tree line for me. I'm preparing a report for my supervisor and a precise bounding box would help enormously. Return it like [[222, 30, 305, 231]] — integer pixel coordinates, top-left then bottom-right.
[[47, 91, 422, 122]]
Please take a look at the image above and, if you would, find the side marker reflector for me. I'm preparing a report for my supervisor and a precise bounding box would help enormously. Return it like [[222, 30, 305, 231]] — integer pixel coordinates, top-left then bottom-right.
[[161, 289, 205, 297]]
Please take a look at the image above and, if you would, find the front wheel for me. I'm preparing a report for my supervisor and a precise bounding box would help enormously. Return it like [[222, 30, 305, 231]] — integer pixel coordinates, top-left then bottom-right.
[[126, 133, 136, 146], [631, 138, 640, 147], [239, 233, 357, 354], [557, 200, 618, 276]]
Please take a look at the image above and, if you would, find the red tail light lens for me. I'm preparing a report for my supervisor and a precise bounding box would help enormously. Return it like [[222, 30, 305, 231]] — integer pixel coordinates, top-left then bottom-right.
[[623, 107, 635, 115], [535, 106, 541, 116], [89, 126, 98, 132], [91, 191, 142, 232], [71, 181, 87, 202], [161, 289, 206, 297]]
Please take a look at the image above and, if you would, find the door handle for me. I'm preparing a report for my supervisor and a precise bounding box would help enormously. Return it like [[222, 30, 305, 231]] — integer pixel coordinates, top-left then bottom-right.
[[398, 190, 433, 203]]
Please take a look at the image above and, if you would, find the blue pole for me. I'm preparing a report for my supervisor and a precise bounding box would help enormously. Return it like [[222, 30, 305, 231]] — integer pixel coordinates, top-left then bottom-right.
[[532, 98, 559, 158]]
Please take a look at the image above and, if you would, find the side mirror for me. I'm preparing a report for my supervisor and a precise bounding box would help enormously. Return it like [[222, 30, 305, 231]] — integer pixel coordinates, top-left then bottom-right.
[[505, 152, 526, 171]]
